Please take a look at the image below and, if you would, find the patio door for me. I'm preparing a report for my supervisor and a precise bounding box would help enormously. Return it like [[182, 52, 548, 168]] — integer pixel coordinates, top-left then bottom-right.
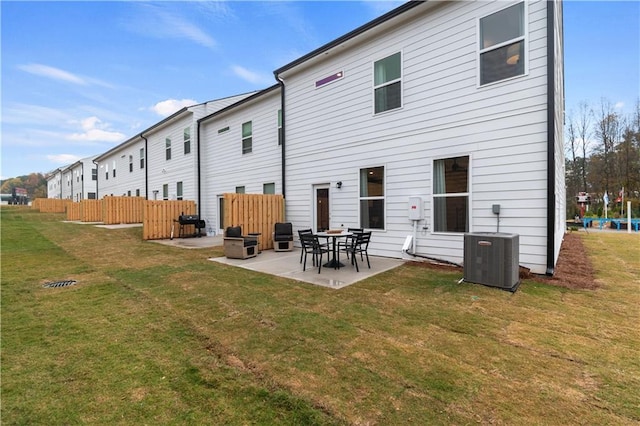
[[314, 185, 330, 232]]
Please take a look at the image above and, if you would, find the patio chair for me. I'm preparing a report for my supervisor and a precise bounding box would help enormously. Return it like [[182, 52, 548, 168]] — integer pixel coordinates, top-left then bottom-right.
[[338, 231, 371, 272], [336, 227, 363, 258], [298, 228, 314, 263], [273, 222, 294, 252], [300, 233, 330, 274], [223, 226, 258, 259]]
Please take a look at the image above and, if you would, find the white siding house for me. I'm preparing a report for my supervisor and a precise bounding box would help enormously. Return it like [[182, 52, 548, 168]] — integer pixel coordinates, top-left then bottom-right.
[[274, 0, 564, 275], [94, 135, 146, 198], [199, 85, 283, 234], [65, 156, 98, 201], [144, 94, 255, 203], [46, 168, 63, 199]]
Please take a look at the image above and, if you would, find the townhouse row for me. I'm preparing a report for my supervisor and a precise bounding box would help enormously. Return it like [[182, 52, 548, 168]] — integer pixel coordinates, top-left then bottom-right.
[[47, 0, 565, 275]]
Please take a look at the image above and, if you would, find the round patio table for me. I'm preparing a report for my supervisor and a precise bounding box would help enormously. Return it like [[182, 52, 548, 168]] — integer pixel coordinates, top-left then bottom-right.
[[316, 231, 352, 269]]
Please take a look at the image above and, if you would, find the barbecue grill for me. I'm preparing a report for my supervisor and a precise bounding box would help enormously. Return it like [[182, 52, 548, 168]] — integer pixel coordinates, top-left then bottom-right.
[[173, 214, 206, 239]]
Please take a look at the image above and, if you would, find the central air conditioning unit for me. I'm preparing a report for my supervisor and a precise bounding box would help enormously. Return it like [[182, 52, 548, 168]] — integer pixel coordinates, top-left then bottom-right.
[[463, 233, 520, 291]]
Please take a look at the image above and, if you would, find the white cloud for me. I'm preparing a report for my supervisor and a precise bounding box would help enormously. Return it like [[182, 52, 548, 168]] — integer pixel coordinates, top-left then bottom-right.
[[614, 101, 625, 110], [1, 103, 73, 126], [67, 116, 125, 142], [46, 154, 83, 165], [124, 4, 216, 49], [18, 63, 88, 85], [151, 99, 197, 117], [231, 65, 272, 85]]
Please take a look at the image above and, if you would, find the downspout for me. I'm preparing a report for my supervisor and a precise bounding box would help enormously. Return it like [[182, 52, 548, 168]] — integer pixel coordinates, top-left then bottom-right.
[[92, 159, 99, 199], [276, 75, 286, 198], [141, 134, 149, 200], [81, 162, 84, 201], [545, 0, 556, 276], [196, 122, 201, 217]]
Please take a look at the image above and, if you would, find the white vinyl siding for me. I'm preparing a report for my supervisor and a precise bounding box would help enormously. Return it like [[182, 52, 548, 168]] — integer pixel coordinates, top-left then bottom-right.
[[199, 88, 282, 233], [281, 0, 554, 274]]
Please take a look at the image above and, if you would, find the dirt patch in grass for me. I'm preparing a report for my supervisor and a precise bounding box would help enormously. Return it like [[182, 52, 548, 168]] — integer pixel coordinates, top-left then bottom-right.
[[407, 233, 597, 290]]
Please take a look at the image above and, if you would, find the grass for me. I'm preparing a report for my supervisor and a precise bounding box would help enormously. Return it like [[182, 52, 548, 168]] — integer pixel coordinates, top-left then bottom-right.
[[2, 205, 639, 424]]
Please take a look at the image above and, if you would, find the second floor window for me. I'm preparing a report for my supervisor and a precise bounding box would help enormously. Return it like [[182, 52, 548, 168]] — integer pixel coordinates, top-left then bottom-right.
[[129, 155, 133, 172], [166, 138, 172, 160], [373, 52, 402, 114], [92, 168, 97, 181], [242, 121, 252, 154], [140, 148, 145, 169], [479, 2, 526, 86], [278, 110, 283, 146], [184, 127, 191, 155]]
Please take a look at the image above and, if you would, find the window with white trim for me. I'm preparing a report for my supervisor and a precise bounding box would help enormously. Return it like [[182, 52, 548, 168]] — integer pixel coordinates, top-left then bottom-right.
[[183, 127, 191, 154], [433, 156, 470, 233], [176, 181, 183, 200], [359, 166, 385, 229], [162, 184, 169, 200], [129, 155, 133, 172], [166, 138, 172, 160], [242, 121, 252, 154], [112, 160, 116, 178], [140, 148, 145, 169], [235, 186, 245, 194], [92, 168, 97, 181], [373, 52, 401, 114], [479, 2, 525, 86]]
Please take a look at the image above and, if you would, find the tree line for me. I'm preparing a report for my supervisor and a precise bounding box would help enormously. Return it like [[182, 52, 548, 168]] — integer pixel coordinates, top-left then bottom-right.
[[566, 98, 640, 218], [0, 173, 48, 200]]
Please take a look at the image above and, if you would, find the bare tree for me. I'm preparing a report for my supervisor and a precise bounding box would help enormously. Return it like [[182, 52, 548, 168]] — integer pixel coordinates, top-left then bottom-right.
[[575, 101, 592, 191], [594, 98, 619, 192]]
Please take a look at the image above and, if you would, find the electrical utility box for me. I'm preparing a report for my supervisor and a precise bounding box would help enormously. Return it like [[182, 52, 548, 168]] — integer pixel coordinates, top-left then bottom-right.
[[408, 197, 423, 220], [463, 233, 520, 291]]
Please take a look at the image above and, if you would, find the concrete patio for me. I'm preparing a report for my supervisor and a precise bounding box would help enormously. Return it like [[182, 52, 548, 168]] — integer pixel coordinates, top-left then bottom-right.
[[209, 249, 405, 289]]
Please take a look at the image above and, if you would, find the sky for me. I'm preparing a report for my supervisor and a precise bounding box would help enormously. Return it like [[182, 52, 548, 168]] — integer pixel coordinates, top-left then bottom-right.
[[1, 1, 638, 180]]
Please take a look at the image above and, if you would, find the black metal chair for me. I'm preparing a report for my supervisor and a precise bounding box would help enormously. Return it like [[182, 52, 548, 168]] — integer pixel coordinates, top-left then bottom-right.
[[298, 229, 314, 263], [339, 231, 371, 272], [300, 233, 331, 274], [336, 227, 363, 258]]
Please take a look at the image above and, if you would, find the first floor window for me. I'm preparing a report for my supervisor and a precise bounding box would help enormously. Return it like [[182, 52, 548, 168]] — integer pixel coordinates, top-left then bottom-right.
[[263, 183, 275, 194], [127, 190, 131, 196], [88, 192, 96, 199], [177, 181, 183, 200], [136, 189, 140, 196], [433, 156, 470, 233], [162, 184, 169, 200], [359, 166, 385, 229], [235, 186, 245, 194], [242, 121, 252, 154], [373, 52, 402, 114]]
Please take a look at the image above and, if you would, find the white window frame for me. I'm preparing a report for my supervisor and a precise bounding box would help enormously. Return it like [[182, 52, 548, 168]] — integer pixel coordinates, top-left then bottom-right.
[[372, 51, 403, 115], [183, 127, 191, 155], [162, 184, 169, 200], [140, 148, 145, 169], [358, 165, 386, 230], [166, 138, 172, 161], [477, 2, 528, 87], [242, 121, 252, 154], [431, 154, 472, 235], [263, 183, 275, 194], [176, 181, 183, 200]]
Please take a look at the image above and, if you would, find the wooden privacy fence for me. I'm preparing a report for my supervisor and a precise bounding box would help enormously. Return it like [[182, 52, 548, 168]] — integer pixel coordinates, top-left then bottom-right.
[[223, 193, 284, 250], [32, 198, 72, 213], [67, 202, 81, 221], [103, 196, 145, 224], [143, 200, 196, 240], [81, 200, 103, 222]]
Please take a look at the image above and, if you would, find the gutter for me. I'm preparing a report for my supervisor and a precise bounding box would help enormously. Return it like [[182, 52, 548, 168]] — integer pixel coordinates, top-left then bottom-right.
[[92, 159, 99, 199], [545, 0, 556, 276], [276, 76, 286, 198], [196, 122, 201, 217], [141, 134, 149, 200]]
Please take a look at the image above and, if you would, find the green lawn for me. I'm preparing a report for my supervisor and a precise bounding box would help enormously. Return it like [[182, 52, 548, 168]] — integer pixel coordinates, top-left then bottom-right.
[[2, 206, 639, 424]]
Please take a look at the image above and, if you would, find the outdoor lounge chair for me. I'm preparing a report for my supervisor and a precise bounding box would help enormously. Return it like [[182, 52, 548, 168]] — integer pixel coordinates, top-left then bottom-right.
[[273, 222, 294, 252], [223, 226, 258, 259]]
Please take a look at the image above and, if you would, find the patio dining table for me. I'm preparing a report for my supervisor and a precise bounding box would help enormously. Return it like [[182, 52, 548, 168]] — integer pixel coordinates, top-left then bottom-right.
[[316, 231, 353, 269]]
